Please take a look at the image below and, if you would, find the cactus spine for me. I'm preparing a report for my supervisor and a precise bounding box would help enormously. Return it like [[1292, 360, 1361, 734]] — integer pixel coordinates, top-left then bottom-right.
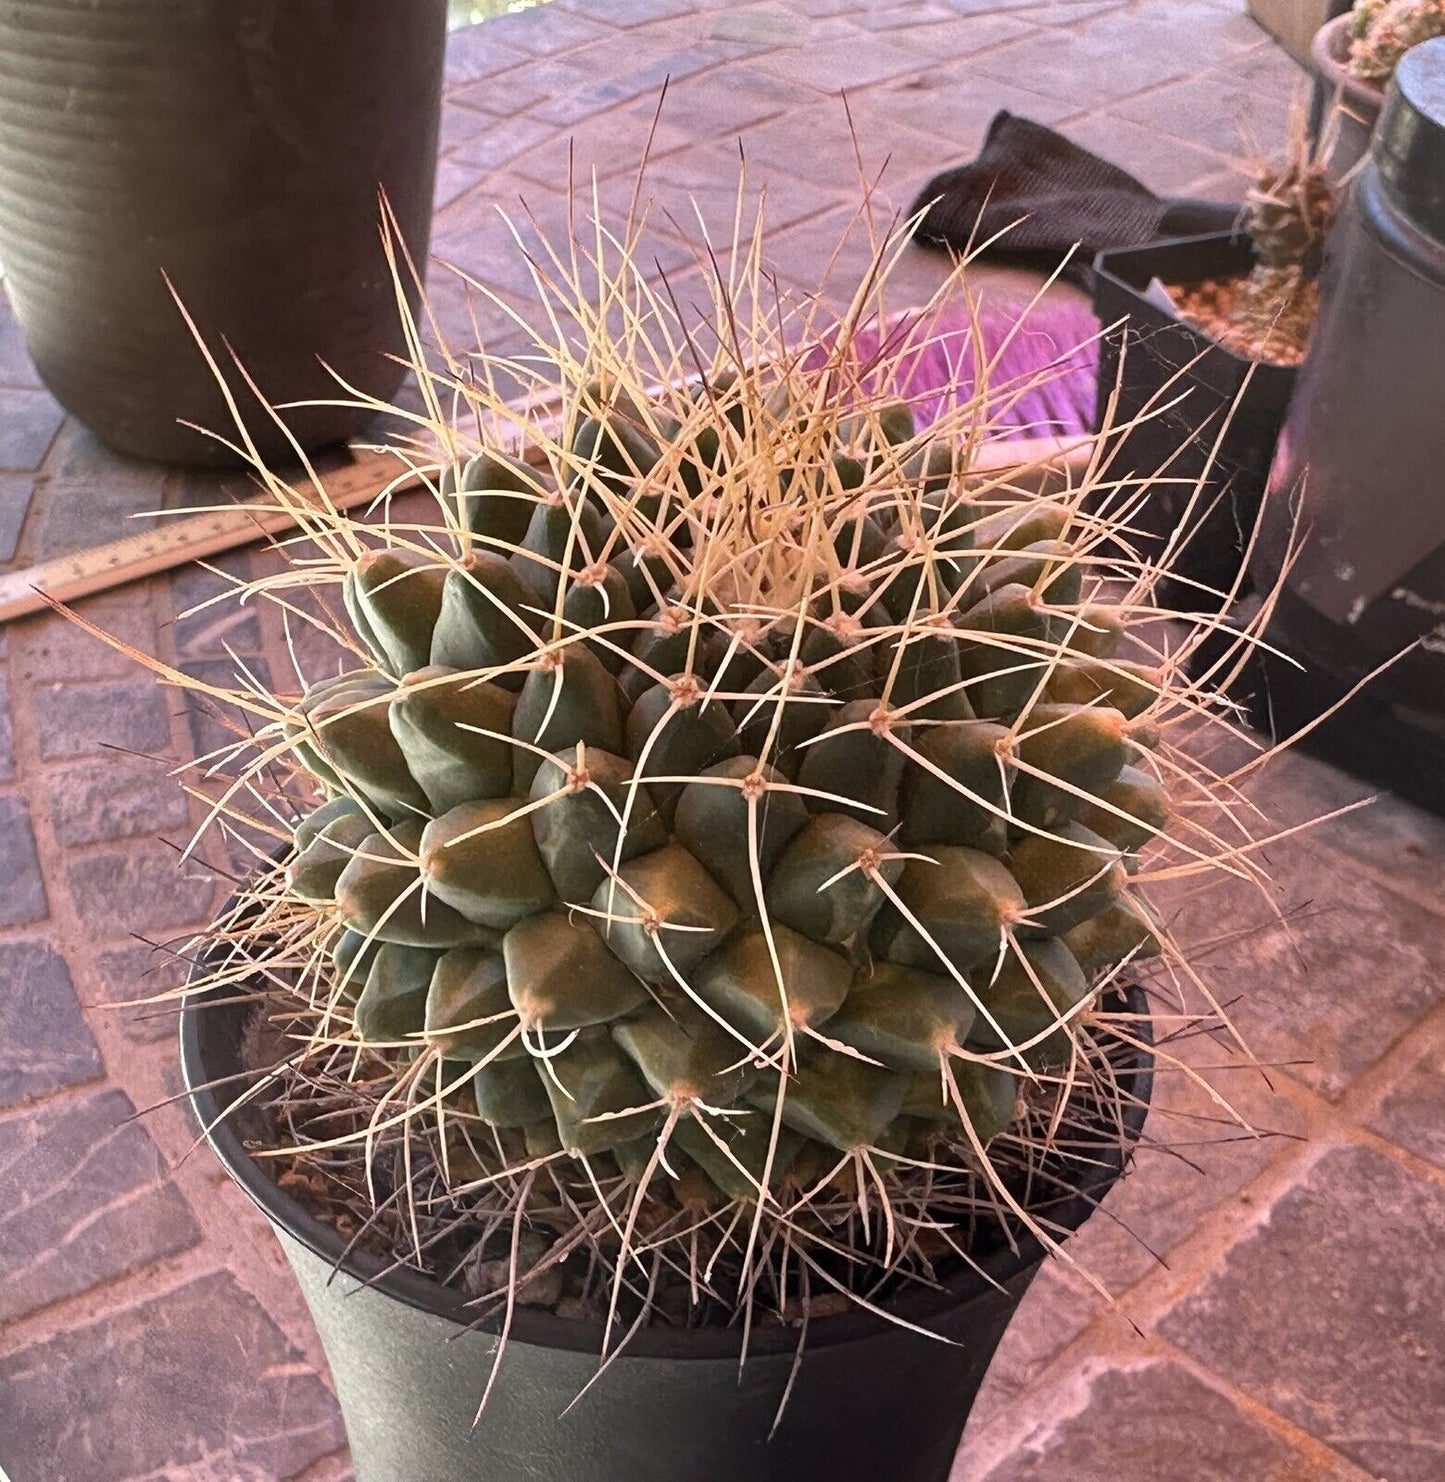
[[141, 193, 1277, 1343]]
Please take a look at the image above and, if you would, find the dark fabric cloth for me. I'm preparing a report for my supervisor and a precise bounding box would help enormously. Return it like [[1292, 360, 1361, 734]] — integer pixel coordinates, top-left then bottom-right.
[[910, 111, 1238, 282]]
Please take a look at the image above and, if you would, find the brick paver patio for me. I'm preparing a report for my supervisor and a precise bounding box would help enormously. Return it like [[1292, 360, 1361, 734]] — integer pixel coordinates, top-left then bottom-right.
[[2, 2, 1441, 1479]]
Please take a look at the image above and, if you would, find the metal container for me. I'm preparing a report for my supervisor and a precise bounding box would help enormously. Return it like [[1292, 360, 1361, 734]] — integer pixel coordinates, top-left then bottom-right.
[[1252, 38, 1445, 813]]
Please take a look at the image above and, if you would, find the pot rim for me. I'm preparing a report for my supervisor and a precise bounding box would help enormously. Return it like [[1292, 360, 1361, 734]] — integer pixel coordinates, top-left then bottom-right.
[[1091, 230, 1304, 385], [181, 963, 1153, 1361], [1313, 13, 1387, 113], [1093, 227, 1255, 276]]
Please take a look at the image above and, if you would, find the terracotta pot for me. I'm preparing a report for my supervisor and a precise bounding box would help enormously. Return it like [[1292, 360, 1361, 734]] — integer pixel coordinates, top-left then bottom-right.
[[1312, 13, 1386, 177], [0, 1, 448, 467]]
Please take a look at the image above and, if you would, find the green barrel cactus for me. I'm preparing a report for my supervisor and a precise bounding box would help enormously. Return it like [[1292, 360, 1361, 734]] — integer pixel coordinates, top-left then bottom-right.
[[273, 363, 1174, 1212], [76, 181, 1290, 1367]]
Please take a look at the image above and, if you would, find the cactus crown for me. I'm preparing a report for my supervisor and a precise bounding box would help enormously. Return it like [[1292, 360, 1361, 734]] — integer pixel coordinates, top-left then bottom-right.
[[109, 188, 1283, 1345]]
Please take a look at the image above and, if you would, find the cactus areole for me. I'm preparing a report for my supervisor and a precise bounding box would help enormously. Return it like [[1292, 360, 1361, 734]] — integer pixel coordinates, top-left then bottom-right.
[[143, 198, 1279, 1479]]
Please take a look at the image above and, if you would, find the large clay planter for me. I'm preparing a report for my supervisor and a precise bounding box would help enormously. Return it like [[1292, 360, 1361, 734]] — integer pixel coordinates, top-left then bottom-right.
[[0, 1, 448, 466], [1312, 14, 1386, 176], [182, 977, 1154, 1482]]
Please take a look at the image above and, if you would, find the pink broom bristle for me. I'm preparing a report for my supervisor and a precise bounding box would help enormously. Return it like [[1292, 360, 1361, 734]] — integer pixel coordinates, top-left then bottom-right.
[[805, 296, 1100, 440]]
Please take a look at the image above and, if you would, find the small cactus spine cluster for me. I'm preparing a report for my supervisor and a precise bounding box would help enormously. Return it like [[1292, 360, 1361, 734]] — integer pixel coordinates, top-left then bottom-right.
[[1243, 143, 1335, 280], [279, 360, 1167, 1209], [1167, 103, 1337, 367]]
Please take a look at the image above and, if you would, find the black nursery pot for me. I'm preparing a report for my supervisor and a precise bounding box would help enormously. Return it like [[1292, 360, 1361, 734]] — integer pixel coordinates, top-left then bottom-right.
[[0, 1, 448, 467], [1092, 232, 1299, 607], [182, 982, 1152, 1482]]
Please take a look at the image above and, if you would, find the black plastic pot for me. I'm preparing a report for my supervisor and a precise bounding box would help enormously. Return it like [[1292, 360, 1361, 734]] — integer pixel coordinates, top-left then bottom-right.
[[1092, 232, 1299, 608], [1199, 591, 1445, 816], [0, 1, 448, 467], [182, 982, 1153, 1482]]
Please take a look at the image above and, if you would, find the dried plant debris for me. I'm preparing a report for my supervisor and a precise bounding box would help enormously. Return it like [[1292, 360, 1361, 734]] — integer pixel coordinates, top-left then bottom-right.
[[77, 164, 1307, 1388]]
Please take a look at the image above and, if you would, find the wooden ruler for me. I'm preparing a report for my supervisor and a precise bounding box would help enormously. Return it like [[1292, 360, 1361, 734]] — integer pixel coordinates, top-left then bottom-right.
[[0, 432, 1093, 626], [0, 448, 421, 625]]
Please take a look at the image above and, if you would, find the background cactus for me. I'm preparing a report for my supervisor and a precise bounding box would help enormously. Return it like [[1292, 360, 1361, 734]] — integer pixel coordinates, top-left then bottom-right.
[[1348, 0, 1445, 83], [103, 193, 1282, 1343], [1243, 128, 1335, 280], [1165, 103, 1337, 367]]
